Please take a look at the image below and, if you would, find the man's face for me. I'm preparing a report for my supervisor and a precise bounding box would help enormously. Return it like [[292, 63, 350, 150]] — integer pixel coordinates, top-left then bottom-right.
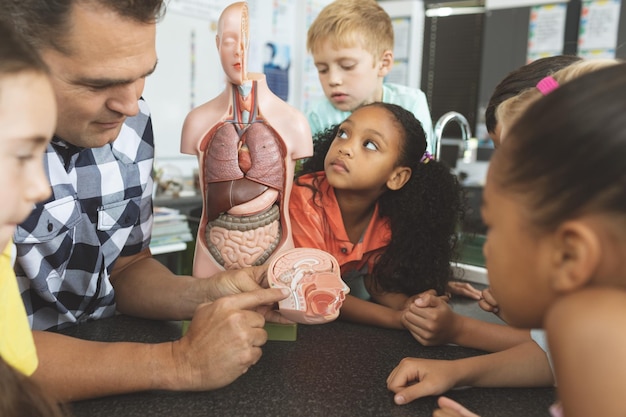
[[42, 3, 157, 148]]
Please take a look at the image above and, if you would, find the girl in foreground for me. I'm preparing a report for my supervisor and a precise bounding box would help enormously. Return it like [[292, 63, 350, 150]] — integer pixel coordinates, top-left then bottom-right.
[[433, 62, 626, 417], [0, 20, 66, 417]]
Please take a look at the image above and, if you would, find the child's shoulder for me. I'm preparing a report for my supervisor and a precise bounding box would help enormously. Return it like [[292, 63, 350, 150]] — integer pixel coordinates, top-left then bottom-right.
[[382, 82, 428, 103], [295, 171, 325, 186], [306, 98, 350, 135], [545, 287, 626, 344]]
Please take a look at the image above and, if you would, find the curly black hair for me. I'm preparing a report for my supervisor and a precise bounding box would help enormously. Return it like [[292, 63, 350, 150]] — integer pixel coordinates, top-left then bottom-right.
[[296, 102, 464, 296]]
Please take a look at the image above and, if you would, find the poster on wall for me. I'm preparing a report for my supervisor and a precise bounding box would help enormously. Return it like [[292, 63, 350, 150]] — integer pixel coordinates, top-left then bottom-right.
[[385, 17, 411, 86], [526, 3, 568, 62], [578, 0, 622, 59], [247, 0, 297, 102]]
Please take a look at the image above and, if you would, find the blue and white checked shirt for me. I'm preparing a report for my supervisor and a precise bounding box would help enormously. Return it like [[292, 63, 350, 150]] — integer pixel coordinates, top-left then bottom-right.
[[15, 100, 155, 330]]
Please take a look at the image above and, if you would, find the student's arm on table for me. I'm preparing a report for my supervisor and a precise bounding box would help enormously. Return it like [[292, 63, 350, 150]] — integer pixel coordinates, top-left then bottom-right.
[[31, 288, 289, 402], [341, 289, 449, 332], [402, 292, 531, 350], [338, 295, 405, 329], [387, 340, 554, 406]]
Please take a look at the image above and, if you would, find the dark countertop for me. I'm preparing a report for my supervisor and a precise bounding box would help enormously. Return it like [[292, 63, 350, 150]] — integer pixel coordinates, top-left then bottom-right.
[[58, 297, 555, 417]]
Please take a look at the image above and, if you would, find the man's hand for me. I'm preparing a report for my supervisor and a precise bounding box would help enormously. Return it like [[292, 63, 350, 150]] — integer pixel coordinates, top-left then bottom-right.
[[171, 287, 289, 391], [202, 265, 270, 301]]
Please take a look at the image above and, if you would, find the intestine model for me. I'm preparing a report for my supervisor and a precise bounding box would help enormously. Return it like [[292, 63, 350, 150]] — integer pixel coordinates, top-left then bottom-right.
[[267, 248, 349, 324], [180, 1, 313, 277]]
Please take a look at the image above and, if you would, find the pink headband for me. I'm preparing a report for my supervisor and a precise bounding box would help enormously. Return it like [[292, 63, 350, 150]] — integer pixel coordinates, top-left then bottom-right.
[[536, 76, 559, 95]]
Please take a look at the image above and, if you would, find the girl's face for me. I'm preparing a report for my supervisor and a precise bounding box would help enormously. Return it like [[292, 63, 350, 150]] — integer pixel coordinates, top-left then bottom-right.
[[481, 166, 558, 328], [0, 72, 56, 249], [324, 106, 407, 195]]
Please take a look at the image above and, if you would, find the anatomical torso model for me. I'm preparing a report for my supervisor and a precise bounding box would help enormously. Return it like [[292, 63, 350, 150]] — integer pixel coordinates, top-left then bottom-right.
[[181, 1, 313, 277]]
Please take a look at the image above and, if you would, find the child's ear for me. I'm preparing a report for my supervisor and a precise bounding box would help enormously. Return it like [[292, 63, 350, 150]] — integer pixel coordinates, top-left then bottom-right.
[[549, 220, 600, 293], [378, 50, 394, 77], [387, 166, 411, 191]]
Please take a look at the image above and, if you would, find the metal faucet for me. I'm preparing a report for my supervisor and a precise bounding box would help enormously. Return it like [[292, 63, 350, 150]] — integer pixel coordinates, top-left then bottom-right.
[[433, 111, 472, 161]]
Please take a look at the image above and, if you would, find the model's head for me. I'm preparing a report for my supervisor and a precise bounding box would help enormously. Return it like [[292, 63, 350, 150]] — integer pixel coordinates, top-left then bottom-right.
[[217, 1, 249, 85], [485, 55, 581, 146], [0, 20, 55, 250], [0, 0, 160, 149], [483, 63, 626, 327]]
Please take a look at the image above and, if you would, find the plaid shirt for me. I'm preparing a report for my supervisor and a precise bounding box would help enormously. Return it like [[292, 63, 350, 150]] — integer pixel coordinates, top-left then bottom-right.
[[14, 100, 155, 330]]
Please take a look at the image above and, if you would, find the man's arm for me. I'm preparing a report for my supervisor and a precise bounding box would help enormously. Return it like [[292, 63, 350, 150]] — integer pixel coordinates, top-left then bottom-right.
[[32, 288, 289, 402], [110, 248, 272, 320], [110, 248, 209, 320]]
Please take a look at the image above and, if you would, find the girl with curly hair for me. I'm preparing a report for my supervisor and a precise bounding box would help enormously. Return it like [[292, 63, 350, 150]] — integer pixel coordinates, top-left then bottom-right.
[[290, 102, 465, 334]]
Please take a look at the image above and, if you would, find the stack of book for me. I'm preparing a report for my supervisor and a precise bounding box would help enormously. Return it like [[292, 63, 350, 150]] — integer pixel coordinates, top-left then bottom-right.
[[150, 206, 194, 254]]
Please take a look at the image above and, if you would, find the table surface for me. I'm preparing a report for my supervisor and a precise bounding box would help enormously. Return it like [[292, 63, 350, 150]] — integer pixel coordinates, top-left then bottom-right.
[[59, 298, 555, 417]]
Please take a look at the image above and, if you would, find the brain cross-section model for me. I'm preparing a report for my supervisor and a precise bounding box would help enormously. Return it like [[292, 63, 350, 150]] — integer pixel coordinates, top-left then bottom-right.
[[268, 248, 350, 324]]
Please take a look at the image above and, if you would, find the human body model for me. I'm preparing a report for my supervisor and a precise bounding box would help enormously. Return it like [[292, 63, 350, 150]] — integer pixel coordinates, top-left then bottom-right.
[[181, 1, 313, 277]]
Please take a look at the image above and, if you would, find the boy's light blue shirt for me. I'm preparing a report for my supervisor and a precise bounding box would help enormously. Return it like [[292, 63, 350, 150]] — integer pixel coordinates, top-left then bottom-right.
[[306, 83, 434, 153]]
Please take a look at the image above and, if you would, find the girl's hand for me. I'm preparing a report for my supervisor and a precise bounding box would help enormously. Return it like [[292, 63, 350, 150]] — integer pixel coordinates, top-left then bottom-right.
[[433, 396, 481, 417], [446, 281, 482, 300], [477, 287, 501, 317], [387, 358, 462, 405], [401, 292, 462, 346]]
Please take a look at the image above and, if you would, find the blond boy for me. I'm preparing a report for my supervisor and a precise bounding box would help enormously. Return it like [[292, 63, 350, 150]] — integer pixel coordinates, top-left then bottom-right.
[[306, 0, 434, 149]]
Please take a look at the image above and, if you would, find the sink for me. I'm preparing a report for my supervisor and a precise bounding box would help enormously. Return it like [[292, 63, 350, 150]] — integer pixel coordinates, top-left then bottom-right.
[[452, 262, 488, 285]]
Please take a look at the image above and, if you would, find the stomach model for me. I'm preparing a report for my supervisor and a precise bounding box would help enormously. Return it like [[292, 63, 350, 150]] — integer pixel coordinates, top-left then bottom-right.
[[267, 248, 349, 324]]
